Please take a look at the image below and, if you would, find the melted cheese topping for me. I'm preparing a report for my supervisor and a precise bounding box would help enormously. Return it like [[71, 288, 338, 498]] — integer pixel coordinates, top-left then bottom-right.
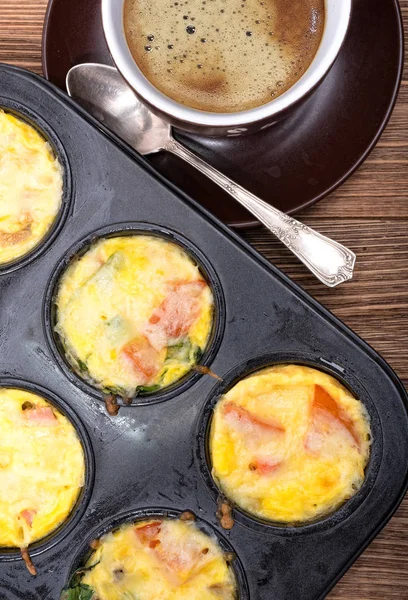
[[78, 519, 237, 600], [55, 236, 214, 397], [0, 110, 63, 264], [0, 388, 85, 547], [210, 365, 372, 523]]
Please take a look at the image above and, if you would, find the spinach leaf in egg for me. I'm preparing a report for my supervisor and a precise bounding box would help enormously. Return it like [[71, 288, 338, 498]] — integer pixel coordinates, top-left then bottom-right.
[[166, 338, 202, 364], [76, 358, 90, 376], [68, 561, 100, 588], [102, 384, 129, 397], [135, 383, 161, 394], [105, 315, 132, 345], [60, 583, 95, 600], [90, 251, 124, 289], [61, 561, 101, 600]]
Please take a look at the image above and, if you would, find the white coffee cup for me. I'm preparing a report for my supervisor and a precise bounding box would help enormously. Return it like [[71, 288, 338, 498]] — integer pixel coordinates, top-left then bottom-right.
[[102, 0, 352, 136]]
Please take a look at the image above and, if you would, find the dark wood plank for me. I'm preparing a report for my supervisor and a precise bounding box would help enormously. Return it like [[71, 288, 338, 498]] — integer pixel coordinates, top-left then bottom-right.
[[0, 1, 407, 598]]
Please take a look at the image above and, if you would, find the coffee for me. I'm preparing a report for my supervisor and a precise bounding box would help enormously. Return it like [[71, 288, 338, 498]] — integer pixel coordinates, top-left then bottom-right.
[[124, 0, 325, 113]]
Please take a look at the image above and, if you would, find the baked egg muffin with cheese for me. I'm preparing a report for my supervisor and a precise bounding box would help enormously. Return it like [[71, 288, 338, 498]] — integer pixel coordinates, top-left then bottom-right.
[[62, 516, 237, 600], [0, 109, 63, 265], [54, 235, 214, 398], [0, 388, 85, 574], [210, 364, 372, 524]]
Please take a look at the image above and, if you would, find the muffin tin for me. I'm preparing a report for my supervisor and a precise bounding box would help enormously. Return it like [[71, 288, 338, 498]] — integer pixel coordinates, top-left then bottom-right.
[[0, 63, 407, 600]]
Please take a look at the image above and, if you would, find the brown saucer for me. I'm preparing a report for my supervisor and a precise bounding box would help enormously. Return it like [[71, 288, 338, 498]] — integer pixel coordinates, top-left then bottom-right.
[[42, 0, 403, 228]]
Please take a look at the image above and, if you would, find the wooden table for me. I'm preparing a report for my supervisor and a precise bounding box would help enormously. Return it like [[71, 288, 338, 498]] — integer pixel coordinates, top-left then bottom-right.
[[1, 1, 407, 598]]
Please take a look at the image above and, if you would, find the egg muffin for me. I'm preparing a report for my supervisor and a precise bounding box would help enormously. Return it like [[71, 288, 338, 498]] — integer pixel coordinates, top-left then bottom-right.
[[0, 388, 85, 573], [62, 516, 237, 600], [210, 364, 372, 524], [55, 235, 214, 398], [0, 110, 63, 264]]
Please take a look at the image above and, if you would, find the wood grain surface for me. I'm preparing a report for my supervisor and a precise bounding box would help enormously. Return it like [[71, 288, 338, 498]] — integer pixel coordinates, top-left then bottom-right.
[[0, 1, 407, 598]]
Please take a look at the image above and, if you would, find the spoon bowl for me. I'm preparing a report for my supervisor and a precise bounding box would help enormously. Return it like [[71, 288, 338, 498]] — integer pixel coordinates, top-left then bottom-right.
[[67, 63, 170, 155]]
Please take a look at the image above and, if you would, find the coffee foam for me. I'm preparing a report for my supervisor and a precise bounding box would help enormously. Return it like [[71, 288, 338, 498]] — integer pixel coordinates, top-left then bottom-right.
[[124, 0, 325, 113]]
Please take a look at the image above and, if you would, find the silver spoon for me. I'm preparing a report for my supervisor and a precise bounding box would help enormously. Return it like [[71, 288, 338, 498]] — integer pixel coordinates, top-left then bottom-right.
[[66, 63, 355, 287]]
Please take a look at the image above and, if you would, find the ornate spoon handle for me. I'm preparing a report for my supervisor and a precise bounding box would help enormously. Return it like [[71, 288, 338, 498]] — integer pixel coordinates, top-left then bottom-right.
[[164, 137, 355, 287]]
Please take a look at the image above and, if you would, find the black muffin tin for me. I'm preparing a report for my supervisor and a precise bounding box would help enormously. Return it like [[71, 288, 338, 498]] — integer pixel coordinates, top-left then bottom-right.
[[0, 64, 407, 600]]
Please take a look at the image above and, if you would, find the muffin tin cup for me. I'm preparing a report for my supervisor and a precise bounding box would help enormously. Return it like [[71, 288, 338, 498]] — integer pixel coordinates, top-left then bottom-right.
[[196, 353, 383, 536], [62, 507, 250, 599], [0, 98, 72, 275], [1, 64, 408, 600], [0, 378, 95, 561], [43, 222, 226, 406]]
